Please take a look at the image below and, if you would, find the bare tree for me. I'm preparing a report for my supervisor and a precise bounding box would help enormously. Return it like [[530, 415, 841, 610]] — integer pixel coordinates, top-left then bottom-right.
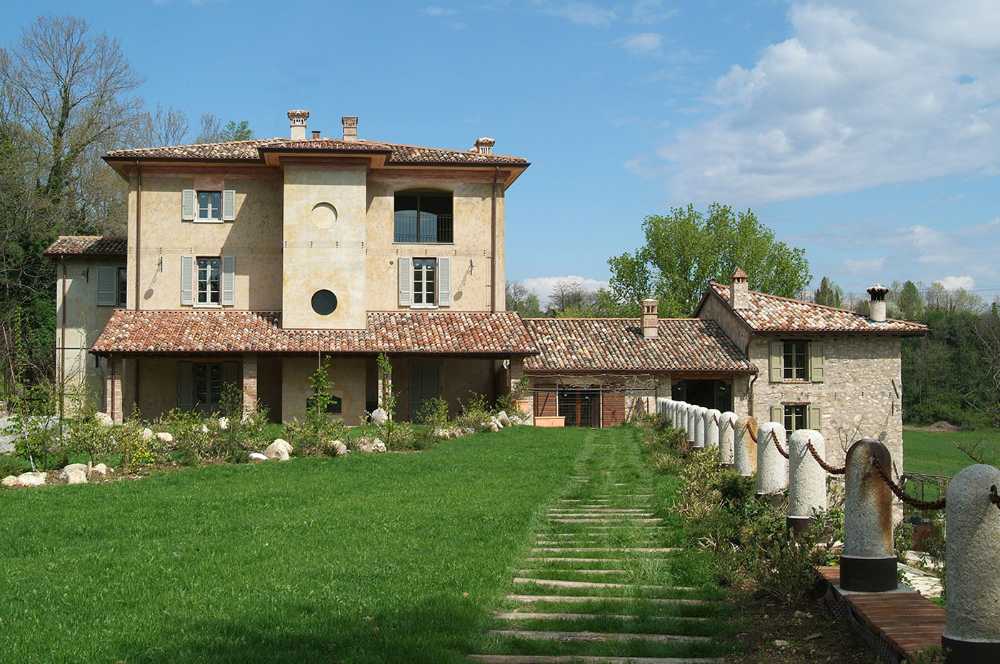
[[139, 104, 189, 146], [195, 113, 225, 143]]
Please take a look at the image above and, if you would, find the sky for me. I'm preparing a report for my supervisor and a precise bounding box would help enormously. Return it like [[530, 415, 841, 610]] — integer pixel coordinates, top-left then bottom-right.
[[5, 0, 1000, 306]]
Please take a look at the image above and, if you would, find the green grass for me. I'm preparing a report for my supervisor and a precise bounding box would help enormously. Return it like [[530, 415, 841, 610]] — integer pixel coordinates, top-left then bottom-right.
[[903, 427, 1000, 477], [0, 427, 584, 664]]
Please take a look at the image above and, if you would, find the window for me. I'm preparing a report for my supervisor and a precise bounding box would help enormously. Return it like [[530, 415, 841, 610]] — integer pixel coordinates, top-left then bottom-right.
[[96, 265, 127, 307], [193, 363, 223, 411], [394, 191, 453, 243], [197, 190, 222, 221], [783, 340, 808, 380], [412, 258, 437, 306], [116, 267, 127, 307], [196, 257, 222, 305], [784, 404, 807, 437]]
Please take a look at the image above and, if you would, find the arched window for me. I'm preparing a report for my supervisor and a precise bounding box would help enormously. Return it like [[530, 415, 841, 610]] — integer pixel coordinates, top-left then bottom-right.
[[394, 190, 453, 243]]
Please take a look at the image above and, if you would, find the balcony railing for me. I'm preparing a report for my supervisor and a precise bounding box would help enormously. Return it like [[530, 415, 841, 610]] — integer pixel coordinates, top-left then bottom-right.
[[394, 212, 453, 243]]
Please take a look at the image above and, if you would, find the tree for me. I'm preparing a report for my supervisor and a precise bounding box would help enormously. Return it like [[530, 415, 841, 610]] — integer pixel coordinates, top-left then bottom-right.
[[813, 277, 843, 308], [138, 104, 189, 146], [608, 204, 811, 317], [897, 280, 924, 321], [505, 282, 542, 318], [196, 114, 252, 143]]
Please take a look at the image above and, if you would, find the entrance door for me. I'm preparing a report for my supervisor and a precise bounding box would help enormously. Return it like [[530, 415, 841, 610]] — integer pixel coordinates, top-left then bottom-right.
[[558, 389, 599, 427], [409, 361, 441, 420]]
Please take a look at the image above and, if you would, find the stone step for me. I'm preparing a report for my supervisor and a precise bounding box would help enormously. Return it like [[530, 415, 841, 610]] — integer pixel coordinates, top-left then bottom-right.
[[506, 594, 712, 607], [550, 518, 664, 524], [548, 508, 654, 513], [494, 611, 709, 623], [531, 547, 678, 554], [513, 577, 693, 592], [469, 655, 724, 664], [487, 629, 710, 644], [517, 569, 630, 576], [525, 557, 676, 564]]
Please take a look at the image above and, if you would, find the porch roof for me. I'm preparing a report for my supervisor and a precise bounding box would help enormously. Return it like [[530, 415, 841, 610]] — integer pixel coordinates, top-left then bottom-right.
[[92, 310, 538, 356]]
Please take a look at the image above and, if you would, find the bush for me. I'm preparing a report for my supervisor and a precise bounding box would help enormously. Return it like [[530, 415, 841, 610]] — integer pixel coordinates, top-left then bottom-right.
[[416, 396, 449, 429], [287, 359, 350, 456], [457, 393, 492, 430], [116, 416, 162, 470]]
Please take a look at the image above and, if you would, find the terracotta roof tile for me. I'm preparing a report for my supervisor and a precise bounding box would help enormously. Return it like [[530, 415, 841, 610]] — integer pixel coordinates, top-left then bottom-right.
[[91, 310, 537, 355], [523, 318, 755, 374], [104, 137, 528, 166], [44, 236, 127, 257], [706, 282, 927, 335]]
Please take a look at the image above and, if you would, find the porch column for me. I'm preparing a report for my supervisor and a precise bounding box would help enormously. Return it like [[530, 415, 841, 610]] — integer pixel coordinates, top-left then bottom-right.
[[377, 355, 392, 410], [242, 354, 258, 415], [509, 357, 533, 419], [105, 355, 123, 424]]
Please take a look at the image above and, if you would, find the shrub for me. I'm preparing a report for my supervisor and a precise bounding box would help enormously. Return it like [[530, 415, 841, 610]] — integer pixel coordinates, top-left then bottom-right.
[[288, 358, 351, 456], [416, 396, 449, 429], [457, 392, 492, 430], [116, 415, 162, 470], [155, 409, 213, 465]]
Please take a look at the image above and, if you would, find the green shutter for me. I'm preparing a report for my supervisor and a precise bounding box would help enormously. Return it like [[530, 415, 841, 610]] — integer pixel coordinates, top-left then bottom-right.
[[96, 266, 117, 306], [769, 341, 783, 383], [176, 361, 193, 410], [808, 405, 822, 431], [809, 342, 825, 383], [181, 189, 195, 221], [769, 404, 783, 424]]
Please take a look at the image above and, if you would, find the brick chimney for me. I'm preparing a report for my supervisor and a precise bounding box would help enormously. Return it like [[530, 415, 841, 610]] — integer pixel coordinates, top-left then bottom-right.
[[641, 298, 658, 339], [342, 116, 358, 142], [867, 283, 889, 322], [474, 136, 495, 155], [287, 109, 309, 140], [730, 267, 749, 310]]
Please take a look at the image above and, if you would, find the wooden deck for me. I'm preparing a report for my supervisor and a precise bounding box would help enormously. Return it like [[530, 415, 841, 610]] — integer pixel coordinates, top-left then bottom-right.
[[816, 566, 945, 662]]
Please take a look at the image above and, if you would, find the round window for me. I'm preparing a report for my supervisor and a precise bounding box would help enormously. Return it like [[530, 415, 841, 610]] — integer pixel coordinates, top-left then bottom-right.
[[311, 289, 338, 315]]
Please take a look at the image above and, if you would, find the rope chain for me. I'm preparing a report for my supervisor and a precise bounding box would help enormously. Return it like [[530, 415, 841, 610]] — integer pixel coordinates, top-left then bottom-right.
[[769, 429, 790, 459], [805, 438, 846, 475], [746, 423, 758, 444], [871, 454, 946, 511]]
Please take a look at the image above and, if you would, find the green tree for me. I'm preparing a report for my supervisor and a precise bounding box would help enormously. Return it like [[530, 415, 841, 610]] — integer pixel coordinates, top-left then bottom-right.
[[897, 280, 924, 321], [608, 204, 811, 316], [505, 282, 542, 317], [195, 114, 253, 143], [813, 276, 843, 308]]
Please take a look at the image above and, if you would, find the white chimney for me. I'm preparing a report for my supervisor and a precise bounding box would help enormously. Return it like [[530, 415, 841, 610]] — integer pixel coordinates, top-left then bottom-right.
[[288, 109, 309, 140], [641, 298, 658, 339], [474, 136, 495, 155], [867, 284, 889, 322], [730, 267, 749, 310], [342, 116, 358, 142]]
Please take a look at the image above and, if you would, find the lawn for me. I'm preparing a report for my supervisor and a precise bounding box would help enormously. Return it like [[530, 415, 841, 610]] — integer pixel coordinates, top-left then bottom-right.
[[903, 427, 1000, 477], [0, 427, 583, 664]]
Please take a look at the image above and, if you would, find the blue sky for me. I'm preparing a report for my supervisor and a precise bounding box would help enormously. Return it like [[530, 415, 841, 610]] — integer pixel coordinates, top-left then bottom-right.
[[5, 0, 1000, 304]]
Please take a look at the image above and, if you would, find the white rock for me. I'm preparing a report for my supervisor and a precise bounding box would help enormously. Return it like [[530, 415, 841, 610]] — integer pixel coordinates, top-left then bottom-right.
[[372, 440, 387, 453], [497, 411, 511, 426], [433, 427, 450, 439], [16, 471, 46, 487], [371, 408, 389, 424], [155, 432, 174, 444], [91, 463, 109, 476], [2, 475, 18, 487], [200, 424, 209, 434], [356, 436, 386, 454], [61, 467, 88, 484], [265, 439, 293, 461], [331, 440, 349, 456], [94, 412, 114, 427], [248, 452, 268, 462], [141, 427, 154, 441], [463, 427, 475, 436], [488, 421, 500, 433], [62, 463, 89, 476], [218, 417, 229, 430]]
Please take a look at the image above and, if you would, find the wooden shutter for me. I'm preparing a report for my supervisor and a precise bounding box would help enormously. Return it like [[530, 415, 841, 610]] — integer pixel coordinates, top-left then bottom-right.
[[769, 341, 783, 383], [221, 256, 236, 306], [182, 189, 195, 221], [809, 342, 825, 383], [180, 255, 193, 305], [808, 405, 822, 431], [398, 257, 412, 306], [176, 361, 194, 410], [437, 256, 451, 306], [96, 266, 117, 306], [222, 189, 236, 221], [769, 404, 783, 424]]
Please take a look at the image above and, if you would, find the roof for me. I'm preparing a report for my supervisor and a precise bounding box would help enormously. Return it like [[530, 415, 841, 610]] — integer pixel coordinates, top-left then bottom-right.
[[103, 137, 528, 167], [701, 282, 927, 336], [522, 318, 755, 374], [44, 236, 127, 258], [91, 310, 538, 355]]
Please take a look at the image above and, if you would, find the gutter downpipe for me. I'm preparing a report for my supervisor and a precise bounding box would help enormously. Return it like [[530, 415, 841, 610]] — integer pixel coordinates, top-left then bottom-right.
[[133, 161, 142, 413], [490, 167, 498, 313], [745, 338, 756, 417], [59, 256, 67, 441]]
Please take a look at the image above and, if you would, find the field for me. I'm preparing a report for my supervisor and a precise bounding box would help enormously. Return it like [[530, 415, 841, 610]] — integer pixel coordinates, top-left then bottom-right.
[[0, 427, 584, 664], [903, 427, 1000, 477]]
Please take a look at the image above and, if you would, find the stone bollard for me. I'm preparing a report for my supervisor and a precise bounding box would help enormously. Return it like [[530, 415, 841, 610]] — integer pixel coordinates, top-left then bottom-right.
[[756, 422, 789, 496], [787, 430, 828, 533], [704, 409, 721, 450], [718, 411, 737, 467], [671, 401, 680, 429], [734, 415, 757, 477], [841, 438, 896, 592], [942, 464, 1000, 663], [686, 405, 697, 444], [693, 406, 707, 449]]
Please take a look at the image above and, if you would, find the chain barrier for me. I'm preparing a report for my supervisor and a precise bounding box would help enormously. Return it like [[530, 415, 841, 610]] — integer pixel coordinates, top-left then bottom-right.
[[712, 414, 720, 426], [746, 423, 758, 444], [871, 454, 946, 511], [769, 429, 790, 459], [805, 438, 846, 475]]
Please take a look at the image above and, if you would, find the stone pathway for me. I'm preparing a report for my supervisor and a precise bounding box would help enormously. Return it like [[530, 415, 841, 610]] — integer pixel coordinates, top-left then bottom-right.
[[468, 428, 729, 663]]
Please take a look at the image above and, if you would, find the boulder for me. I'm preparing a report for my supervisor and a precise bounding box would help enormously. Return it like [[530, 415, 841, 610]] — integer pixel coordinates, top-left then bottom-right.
[[491, 416, 503, 430], [248, 452, 268, 462], [218, 417, 229, 431], [497, 411, 511, 427], [60, 466, 88, 484], [94, 412, 114, 427], [91, 463, 109, 477], [141, 428, 154, 441], [488, 421, 500, 433], [16, 471, 46, 487], [356, 436, 386, 454], [155, 432, 174, 444], [2, 475, 18, 487], [370, 408, 389, 424], [265, 439, 293, 461], [62, 463, 89, 476], [433, 427, 450, 439], [331, 440, 349, 456], [463, 427, 475, 436]]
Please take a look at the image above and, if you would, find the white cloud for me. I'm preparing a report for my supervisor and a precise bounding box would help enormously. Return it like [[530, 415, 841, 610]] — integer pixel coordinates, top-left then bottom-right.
[[844, 257, 885, 273], [660, 1, 1000, 203], [629, 0, 676, 24], [422, 6, 456, 17], [519, 275, 609, 306], [543, 1, 617, 26], [937, 275, 976, 290], [620, 32, 663, 56]]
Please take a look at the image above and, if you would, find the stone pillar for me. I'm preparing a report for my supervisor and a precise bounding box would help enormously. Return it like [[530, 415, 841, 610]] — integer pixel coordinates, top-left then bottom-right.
[[105, 356, 123, 424], [242, 354, 258, 416], [704, 408, 721, 450], [788, 430, 827, 533], [686, 404, 697, 444], [841, 438, 897, 592], [719, 411, 737, 467], [693, 406, 707, 449], [672, 401, 682, 429], [734, 415, 757, 477], [756, 421, 788, 495], [377, 357, 392, 410], [942, 464, 1000, 663]]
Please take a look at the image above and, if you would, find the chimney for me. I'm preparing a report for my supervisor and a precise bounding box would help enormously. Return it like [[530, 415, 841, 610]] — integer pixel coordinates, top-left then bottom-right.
[[311, 130, 321, 140], [287, 109, 309, 140], [730, 267, 749, 310], [641, 298, 658, 339], [342, 116, 358, 142], [867, 283, 889, 322], [474, 136, 495, 155]]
